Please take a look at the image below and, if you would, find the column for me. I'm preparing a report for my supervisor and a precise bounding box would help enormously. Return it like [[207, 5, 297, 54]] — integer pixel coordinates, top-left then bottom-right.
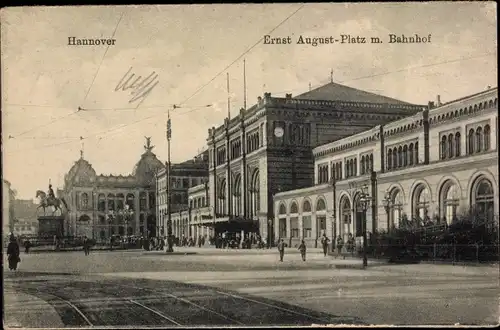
[[286, 216, 291, 239], [311, 213, 317, 243]]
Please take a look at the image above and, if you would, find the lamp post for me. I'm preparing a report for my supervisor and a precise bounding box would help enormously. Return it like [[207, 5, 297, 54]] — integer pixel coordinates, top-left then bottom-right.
[[188, 197, 193, 239], [382, 190, 392, 231], [359, 184, 371, 269], [267, 218, 273, 248], [107, 211, 114, 249], [329, 176, 337, 252], [166, 110, 174, 253], [122, 204, 134, 249]]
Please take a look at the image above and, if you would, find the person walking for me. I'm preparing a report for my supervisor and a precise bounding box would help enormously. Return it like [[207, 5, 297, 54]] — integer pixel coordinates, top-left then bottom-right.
[[277, 238, 285, 262], [321, 234, 330, 257], [336, 235, 345, 259], [7, 234, 20, 271], [298, 239, 307, 261]]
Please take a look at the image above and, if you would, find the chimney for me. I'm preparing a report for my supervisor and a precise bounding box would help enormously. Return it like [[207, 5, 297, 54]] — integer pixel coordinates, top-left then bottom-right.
[[436, 95, 441, 107]]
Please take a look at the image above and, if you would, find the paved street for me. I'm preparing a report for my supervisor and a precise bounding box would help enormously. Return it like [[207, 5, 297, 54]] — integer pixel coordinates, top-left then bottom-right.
[[4, 248, 499, 327]]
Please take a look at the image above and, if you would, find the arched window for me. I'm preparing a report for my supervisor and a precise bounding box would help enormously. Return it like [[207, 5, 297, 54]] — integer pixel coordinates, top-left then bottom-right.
[[413, 185, 430, 220], [219, 178, 226, 216], [484, 125, 491, 151], [468, 129, 474, 154], [361, 156, 366, 175], [290, 201, 298, 214], [233, 174, 241, 216], [369, 154, 373, 172], [455, 133, 461, 157], [403, 145, 408, 166], [116, 193, 124, 210], [316, 198, 326, 212], [302, 200, 312, 213], [98, 194, 106, 211], [392, 148, 398, 169], [415, 142, 419, 164], [390, 189, 404, 230], [139, 192, 146, 211], [279, 203, 287, 216], [474, 178, 494, 220], [409, 144, 414, 165], [476, 127, 483, 152], [397, 147, 402, 167], [440, 136, 447, 160], [387, 149, 393, 170], [353, 158, 357, 176], [251, 171, 260, 217], [441, 182, 459, 225], [447, 134, 454, 158], [108, 193, 115, 211], [340, 197, 352, 240]]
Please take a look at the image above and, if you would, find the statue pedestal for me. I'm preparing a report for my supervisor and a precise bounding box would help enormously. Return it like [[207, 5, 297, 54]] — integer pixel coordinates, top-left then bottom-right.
[[38, 215, 65, 238]]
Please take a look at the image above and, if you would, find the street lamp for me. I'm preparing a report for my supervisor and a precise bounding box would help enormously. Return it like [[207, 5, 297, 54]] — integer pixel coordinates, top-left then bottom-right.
[[329, 176, 337, 252], [359, 184, 371, 269], [165, 108, 174, 253], [107, 211, 114, 249], [188, 196, 193, 239], [382, 190, 392, 231], [267, 218, 273, 248]]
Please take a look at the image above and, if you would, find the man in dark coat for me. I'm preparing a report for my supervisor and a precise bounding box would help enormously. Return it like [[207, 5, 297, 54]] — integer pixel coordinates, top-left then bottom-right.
[[277, 238, 286, 262], [7, 235, 20, 271]]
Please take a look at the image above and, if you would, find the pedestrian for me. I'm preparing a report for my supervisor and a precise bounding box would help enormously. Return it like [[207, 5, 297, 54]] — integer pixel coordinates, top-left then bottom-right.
[[336, 235, 345, 259], [7, 234, 20, 271], [298, 239, 307, 261], [277, 238, 285, 262], [24, 239, 31, 254], [321, 234, 330, 257]]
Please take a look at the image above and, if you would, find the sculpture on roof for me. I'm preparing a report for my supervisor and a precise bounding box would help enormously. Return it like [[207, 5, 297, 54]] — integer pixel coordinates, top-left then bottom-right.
[[144, 136, 154, 152]]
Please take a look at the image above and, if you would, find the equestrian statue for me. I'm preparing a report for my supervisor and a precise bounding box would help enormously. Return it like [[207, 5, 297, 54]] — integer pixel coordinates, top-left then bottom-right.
[[36, 184, 69, 215]]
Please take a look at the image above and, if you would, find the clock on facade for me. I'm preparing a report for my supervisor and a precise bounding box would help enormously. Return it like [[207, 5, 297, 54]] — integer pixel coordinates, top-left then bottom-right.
[[274, 127, 284, 138]]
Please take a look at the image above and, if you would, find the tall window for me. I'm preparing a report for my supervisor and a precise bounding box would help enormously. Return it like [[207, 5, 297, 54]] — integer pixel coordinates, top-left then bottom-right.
[[302, 200, 312, 238], [447, 134, 454, 158], [116, 193, 124, 210], [484, 125, 491, 151], [415, 142, 419, 164], [455, 132, 461, 157], [409, 144, 414, 165], [392, 148, 398, 168], [361, 156, 366, 175], [233, 175, 241, 216], [398, 147, 403, 168], [468, 129, 474, 154], [403, 146, 408, 166], [98, 194, 106, 211], [251, 171, 260, 217], [290, 201, 299, 238], [476, 127, 483, 152], [108, 194, 115, 211], [474, 178, 494, 220], [442, 183, 459, 225], [440, 136, 447, 160], [278, 203, 287, 238], [340, 197, 352, 241], [390, 189, 404, 230], [316, 198, 327, 238], [369, 154, 373, 172], [413, 185, 430, 220], [80, 193, 89, 209], [219, 179, 226, 216], [387, 149, 393, 170]]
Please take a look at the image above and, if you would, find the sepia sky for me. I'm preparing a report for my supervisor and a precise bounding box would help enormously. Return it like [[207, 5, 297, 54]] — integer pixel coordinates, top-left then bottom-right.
[[1, 3, 497, 199]]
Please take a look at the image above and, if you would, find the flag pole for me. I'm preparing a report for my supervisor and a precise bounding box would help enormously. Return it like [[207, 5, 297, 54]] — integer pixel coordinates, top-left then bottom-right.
[[166, 107, 174, 253], [243, 59, 247, 110], [227, 72, 231, 120]]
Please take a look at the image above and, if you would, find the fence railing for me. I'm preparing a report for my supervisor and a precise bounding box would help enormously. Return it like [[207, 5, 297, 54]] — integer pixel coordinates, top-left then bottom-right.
[[366, 243, 499, 263]]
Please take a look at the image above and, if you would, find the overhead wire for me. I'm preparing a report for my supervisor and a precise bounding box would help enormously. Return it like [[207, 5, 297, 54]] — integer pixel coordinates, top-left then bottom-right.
[[80, 10, 126, 106]]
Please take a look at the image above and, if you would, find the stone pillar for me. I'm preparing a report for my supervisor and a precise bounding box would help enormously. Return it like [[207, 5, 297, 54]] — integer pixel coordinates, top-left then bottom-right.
[[311, 213, 318, 244]]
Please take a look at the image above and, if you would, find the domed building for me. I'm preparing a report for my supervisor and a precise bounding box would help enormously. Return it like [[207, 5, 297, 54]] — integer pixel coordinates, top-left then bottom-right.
[[62, 137, 165, 241]]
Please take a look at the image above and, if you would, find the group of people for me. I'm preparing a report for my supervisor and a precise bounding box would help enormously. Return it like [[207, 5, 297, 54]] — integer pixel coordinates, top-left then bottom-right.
[[276, 234, 332, 262]]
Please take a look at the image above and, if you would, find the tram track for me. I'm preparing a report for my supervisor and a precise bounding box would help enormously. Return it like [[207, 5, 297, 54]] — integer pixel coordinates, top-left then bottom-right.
[[8, 276, 361, 326]]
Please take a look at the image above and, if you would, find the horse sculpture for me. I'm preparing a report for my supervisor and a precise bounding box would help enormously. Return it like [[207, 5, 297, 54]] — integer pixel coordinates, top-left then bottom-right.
[[36, 190, 69, 215]]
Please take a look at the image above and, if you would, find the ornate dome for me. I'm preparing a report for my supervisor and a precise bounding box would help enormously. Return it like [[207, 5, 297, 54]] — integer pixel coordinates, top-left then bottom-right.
[[132, 137, 165, 185], [65, 155, 97, 185]]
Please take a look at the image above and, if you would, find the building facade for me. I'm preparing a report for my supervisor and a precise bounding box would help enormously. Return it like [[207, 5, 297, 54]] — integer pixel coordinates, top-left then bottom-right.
[[274, 87, 498, 248], [12, 199, 39, 236], [207, 82, 425, 243], [3, 180, 15, 241], [62, 138, 164, 240], [156, 150, 209, 238]]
